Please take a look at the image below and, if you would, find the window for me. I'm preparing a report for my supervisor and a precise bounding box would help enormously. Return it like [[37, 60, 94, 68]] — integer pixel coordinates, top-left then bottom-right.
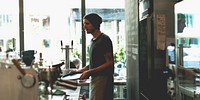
[[0, 0, 19, 57], [0, 0, 126, 99], [24, 0, 81, 63]]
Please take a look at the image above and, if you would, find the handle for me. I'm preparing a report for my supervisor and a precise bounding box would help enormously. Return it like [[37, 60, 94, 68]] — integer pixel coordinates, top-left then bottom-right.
[[55, 81, 77, 90], [59, 79, 78, 86], [71, 40, 73, 53], [52, 62, 65, 68], [61, 40, 63, 47], [71, 40, 73, 48], [12, 59, 26, 76], [61, 40, 63, 52]]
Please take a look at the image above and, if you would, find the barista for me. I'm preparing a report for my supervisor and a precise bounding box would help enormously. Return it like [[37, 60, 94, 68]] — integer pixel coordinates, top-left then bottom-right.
[[176, 14, 196, 80]]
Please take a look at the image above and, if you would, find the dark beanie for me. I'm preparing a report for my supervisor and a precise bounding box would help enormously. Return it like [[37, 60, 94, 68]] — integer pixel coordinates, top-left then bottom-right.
[[84, 13, 102, 29]]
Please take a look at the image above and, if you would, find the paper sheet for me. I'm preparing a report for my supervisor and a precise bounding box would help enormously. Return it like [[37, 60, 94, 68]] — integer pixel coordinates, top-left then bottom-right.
[[61, 73, 82, 80]]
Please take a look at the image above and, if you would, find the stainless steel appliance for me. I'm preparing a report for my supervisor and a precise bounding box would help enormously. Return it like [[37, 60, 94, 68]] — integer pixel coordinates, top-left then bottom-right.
[[0, 60, 39, 100]]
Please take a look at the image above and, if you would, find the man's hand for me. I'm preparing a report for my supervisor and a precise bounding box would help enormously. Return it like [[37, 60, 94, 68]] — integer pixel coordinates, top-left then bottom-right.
[[79, 70, 91, 80]]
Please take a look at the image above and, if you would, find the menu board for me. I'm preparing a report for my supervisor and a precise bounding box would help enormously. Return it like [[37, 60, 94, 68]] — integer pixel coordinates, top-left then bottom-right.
[[156, 14, 166, 50]]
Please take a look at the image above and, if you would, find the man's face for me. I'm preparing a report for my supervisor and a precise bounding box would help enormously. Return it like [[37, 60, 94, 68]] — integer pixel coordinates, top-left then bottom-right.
[[83, 19, 95, 34], [178, 18, 186, 33]]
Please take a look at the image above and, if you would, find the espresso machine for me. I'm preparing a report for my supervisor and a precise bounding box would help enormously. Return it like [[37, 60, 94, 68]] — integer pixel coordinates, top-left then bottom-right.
[[0, 59, 39, 100], [0, 47, 78, 100]]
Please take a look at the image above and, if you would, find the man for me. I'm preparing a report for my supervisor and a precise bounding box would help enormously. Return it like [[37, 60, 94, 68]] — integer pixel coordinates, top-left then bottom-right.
[[177, 13, 186, 33], [74, 13, 114, 100], [177, 14, 196, 82], [177, 13, 190, 46]]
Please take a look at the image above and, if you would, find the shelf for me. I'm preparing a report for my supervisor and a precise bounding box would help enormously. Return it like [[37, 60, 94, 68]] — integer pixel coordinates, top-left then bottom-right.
[[176, 33, 200, 38]]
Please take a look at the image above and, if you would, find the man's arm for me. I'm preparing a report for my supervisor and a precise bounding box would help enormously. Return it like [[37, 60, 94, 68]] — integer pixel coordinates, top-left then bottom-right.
[[76, 65, 89, 73], [89, 52, 114, 73], [79, 52, 114, 79]]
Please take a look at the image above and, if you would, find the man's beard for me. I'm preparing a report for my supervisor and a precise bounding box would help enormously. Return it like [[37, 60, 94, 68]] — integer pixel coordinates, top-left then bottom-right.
[[86, 28, 95, 34]]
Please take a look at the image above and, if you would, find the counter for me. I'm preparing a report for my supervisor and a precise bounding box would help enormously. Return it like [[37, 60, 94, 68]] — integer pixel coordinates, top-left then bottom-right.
[[179, 84, 200, 100], [46, 86, 81, 100], [77, 76, 127, 99], [77, 77, 126, 86]]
